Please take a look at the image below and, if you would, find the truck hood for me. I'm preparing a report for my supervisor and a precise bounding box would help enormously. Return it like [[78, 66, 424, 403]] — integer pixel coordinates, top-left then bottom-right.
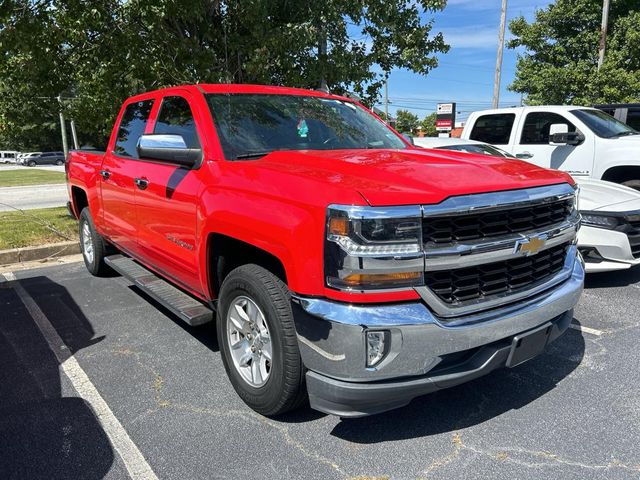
[[253, 148, 573, 206], [575, 177, 640, 212]]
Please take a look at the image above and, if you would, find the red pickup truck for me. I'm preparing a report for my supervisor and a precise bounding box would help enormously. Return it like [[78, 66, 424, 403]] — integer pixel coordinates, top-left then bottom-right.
[[67, 84, 584, 417]]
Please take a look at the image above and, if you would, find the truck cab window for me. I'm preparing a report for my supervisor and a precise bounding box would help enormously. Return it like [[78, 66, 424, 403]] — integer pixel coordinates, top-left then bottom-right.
[[114, 100, 154, 158], [469, 114, 515, 145], [520, 112, 576, 144], [154, 96, 200, 148]]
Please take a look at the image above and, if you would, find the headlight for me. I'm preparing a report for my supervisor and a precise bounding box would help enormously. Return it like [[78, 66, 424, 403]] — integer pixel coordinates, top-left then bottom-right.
[[325, 205, 424, 291], [580, 213, 619, 229]]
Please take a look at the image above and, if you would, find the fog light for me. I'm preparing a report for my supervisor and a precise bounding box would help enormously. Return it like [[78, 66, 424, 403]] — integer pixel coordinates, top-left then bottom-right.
[[366, 330, 389, 367]]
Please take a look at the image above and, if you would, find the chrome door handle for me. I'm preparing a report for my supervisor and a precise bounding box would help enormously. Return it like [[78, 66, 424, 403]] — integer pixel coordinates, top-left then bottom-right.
[[516, 152, 533, 159], [99, 170, 111, 180], [134, 178, 149, 190]]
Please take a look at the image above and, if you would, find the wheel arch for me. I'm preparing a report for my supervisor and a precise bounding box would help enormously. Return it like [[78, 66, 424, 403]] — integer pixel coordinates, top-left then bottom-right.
[[601, 165, 640, 185], [206, 233, 289, 300]]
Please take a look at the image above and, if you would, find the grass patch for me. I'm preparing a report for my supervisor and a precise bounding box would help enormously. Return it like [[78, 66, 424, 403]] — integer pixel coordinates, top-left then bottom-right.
[[0, 169, 66, 187], [0, 207, 78, 250]]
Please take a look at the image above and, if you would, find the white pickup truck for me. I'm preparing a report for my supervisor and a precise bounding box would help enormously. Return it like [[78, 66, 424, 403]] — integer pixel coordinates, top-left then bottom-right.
[[461, 106, 640, 189]]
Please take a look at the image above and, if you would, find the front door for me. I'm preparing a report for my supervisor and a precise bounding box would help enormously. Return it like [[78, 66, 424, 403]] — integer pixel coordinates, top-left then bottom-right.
[[134, 94, 201, 290], [100, 99, 154, 254], [511, 111, 595, 177]]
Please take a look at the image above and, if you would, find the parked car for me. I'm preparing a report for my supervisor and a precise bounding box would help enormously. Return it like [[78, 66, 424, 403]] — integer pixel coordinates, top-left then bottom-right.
[[576, 178, 640, 272], [413, 136, 514, 157], [461, 106, 640, 190], [67, 84, 583, 417], [0, 151, 20, 164], [414, 136, 640, 273], [594, 103, 640, 131], [19, 151, 65, 166]]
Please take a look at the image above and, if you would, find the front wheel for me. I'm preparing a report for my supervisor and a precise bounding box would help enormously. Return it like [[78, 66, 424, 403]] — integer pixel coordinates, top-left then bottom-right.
[[79, 207, 111, 276], [621, 179, 640, 191], [217, 264, 306, 416], [28, 161, 36, 167]]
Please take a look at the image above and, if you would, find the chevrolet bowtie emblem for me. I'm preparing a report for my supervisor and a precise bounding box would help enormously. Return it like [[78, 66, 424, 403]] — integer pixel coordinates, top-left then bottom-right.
[[515, 235, 547, 256]]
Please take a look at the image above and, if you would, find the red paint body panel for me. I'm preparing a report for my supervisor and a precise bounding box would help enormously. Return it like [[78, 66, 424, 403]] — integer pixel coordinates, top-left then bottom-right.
[[67, 84, 575, 305]]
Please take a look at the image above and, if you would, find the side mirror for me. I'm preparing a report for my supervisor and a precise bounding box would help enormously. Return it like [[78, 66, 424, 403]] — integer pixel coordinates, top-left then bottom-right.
[[137, 134, 202, 167], [548, 124, 583, 146], [401, 134, 415, 145]]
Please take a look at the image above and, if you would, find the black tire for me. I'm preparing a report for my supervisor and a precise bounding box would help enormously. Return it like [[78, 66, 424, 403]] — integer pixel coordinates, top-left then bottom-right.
[[79, 207, 111, 276], [217, 264, 306, 416], [621, 179, 640, 191], [28, 161, 36, 167], [56, 159, 64, 166]]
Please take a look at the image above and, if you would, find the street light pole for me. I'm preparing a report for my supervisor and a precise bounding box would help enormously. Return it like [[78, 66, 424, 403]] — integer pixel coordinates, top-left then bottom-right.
[[597, 0, 611, 71], [57, 95, 69, 158], [492, 0, 508, 109], [384, 78, 389, 120]]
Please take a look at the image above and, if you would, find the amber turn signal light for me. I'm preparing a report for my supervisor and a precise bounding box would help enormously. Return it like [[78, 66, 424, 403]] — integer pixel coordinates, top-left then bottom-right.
[[342, 271, 422, 286], [328, 216, 349, 236]]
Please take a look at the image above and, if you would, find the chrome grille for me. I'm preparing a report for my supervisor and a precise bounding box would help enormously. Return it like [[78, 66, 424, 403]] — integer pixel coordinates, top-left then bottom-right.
[[424, 243, 569, 304], [423, 198, 573, 244]]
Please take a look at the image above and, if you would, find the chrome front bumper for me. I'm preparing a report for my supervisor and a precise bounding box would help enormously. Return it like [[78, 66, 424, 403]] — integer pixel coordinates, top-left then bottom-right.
[[292, 251, 584, 416]]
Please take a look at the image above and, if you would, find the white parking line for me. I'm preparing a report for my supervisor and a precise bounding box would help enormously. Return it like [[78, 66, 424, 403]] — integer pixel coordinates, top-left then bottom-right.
[[1, 271, 159, 480], [569, 323, 604, 336]]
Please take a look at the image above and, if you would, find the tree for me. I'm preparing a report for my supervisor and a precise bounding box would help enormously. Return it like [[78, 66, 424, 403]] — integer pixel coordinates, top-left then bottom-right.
[[419, 112, 437, 136], [508, 0, 640, 105], [395, 109, 419, 133], [0, 1, 449, 150]]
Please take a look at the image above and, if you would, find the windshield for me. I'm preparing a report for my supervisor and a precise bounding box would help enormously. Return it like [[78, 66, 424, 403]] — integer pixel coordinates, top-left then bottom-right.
[[571, 109, 638, 138], [437, 143, 516, 158], [206, 94, 406, 160]]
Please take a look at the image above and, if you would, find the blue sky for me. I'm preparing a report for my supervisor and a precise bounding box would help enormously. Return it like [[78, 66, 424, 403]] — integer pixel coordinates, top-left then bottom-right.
[[374, 0, 552, 122]]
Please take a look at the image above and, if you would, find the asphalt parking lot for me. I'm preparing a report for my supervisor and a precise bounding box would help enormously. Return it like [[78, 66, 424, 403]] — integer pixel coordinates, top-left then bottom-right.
[[1, 260, 639, 480]]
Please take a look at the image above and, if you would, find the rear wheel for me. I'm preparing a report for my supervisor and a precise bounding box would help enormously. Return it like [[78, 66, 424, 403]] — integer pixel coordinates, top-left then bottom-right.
[[217, 264, 306, 416], [79, 207, 111, 276], [56, 159, 64, 166], [28, 160, 36, 167]]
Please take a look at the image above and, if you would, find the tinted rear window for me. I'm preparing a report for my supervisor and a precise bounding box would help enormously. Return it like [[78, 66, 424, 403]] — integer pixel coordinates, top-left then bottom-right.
[[469, 114, 515, 145], [114, 100, 154, 158]]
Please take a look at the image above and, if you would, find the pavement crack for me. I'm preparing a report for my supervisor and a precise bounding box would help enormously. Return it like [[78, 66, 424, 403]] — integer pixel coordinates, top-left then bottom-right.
[[422, 432, 464, 477]]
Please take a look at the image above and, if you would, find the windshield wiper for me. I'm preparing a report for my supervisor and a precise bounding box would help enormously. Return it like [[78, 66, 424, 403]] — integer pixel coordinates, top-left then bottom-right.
[[609, 131, 639, 138], [234, 151, 274, 160]]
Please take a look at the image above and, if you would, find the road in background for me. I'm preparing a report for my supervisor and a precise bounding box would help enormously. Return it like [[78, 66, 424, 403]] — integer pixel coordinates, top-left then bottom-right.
[[0, 164, 65, 173], [1, 260, 639, 479], [0, 184, 68, 212]]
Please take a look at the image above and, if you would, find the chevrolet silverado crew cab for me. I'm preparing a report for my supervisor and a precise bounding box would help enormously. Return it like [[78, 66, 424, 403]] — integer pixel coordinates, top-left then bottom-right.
[[67, 85, 584, 417], [462, 106, 640, 190]]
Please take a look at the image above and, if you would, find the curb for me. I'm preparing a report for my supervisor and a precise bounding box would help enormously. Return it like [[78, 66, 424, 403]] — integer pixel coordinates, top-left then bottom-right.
[[0, 241, 80, 266]]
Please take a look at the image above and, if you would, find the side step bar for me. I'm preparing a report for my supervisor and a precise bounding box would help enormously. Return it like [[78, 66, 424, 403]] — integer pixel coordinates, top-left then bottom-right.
[[105, 254, 213, 326]]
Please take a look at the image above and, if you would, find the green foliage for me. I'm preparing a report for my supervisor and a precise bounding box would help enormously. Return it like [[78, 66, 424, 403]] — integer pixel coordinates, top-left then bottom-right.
[[508, 0, 640, 105], [419, 112, 437, 136], [0, 1, 448, 150], [395, 109, 419, 133]]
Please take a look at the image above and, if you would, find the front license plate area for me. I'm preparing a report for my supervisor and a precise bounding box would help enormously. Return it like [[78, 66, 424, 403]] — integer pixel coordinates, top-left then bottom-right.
[[506, 322, 552, 368]]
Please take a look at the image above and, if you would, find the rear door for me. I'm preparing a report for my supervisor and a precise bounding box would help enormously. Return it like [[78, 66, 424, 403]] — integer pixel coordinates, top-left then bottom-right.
[[133, 92, 202, 290], [100, 98, 154, 253], [512, 111, 595, 176]]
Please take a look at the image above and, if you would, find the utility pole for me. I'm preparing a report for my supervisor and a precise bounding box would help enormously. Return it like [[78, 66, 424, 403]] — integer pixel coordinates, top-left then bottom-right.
[[56, 95, 69, 158], [384, 78, 389, 120], [318, 29, 328, 92], [492, 0, 508, 109], [70, 120, 79, 150], [597, 0, 611, 71]]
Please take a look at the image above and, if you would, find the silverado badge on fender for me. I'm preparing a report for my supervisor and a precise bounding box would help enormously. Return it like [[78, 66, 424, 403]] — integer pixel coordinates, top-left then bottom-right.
[[515, 235, 547, 256]]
